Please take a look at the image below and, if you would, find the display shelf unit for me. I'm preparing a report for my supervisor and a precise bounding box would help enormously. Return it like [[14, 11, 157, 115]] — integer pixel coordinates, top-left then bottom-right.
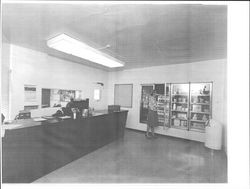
[[139, 85, 154, 124], [170, 83, 189, 130], [155, 83, 166, 126], [139, 82, 212, 133], [189, 82, 212, 132], [190, 111, 210, 114], [171, 110, 188, 113], [191, 103, 210, 105], [190, 119, 207, 123], [155, 83, 170, 128]]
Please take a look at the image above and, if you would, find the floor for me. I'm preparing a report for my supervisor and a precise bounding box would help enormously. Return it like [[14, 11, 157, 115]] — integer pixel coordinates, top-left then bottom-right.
[[34, 129, 227, 183]]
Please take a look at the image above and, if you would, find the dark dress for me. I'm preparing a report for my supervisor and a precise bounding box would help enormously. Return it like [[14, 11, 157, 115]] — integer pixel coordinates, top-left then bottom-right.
[[147, 96, 158, 128]]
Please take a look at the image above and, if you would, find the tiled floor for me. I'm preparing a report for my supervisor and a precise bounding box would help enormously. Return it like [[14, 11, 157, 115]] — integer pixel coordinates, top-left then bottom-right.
[[34, 129, 227, 183]]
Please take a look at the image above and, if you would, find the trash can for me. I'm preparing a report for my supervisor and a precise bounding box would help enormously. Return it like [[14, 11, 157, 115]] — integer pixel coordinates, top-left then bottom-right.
[[205, 119, 223, 150]]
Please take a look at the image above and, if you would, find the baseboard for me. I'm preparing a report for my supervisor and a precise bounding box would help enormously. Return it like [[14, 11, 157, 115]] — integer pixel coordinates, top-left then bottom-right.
[[125, 124, 205, 142], [125, 127, 204, 144]]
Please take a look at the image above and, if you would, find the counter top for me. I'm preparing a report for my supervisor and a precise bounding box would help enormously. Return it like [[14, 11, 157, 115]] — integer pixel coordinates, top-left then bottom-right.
[[2, 110, 128, 131]]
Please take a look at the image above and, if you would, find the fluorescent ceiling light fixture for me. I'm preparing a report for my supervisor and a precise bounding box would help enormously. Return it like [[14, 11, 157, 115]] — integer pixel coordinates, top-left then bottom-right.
[[47, 34, 124, 68]]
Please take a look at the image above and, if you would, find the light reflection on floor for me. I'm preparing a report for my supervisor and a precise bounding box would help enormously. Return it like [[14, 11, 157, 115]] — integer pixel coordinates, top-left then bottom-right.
[[34, 129, 227, 183]]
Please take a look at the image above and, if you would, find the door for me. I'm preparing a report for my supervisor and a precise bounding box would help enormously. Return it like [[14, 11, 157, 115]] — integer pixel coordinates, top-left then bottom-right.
[[41, 88, 51, 108]]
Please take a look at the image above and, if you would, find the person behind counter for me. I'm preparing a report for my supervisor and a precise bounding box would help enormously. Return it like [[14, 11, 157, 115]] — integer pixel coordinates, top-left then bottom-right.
[[66, 97, 74, 109], [65, 97, 75, 116], [145, 90, 158, 138], [52, 98, 75, 117], [66, 97, 82, 119]]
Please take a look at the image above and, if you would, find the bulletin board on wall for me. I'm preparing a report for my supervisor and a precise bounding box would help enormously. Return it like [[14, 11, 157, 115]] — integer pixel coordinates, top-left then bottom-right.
[[114, 84, 133, 108]]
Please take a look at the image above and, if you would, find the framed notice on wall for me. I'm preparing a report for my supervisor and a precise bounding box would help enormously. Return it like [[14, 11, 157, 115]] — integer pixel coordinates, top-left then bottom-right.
[[114, 84, 133, 108], [24, 85, 37, 103]]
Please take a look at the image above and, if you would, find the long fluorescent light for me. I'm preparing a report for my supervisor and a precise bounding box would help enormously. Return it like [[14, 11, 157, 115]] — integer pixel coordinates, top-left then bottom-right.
[[47, 34, 124, 68]]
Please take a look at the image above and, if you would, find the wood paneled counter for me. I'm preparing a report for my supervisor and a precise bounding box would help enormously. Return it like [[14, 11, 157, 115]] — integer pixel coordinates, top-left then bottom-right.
[[2, 110, 128, 183]]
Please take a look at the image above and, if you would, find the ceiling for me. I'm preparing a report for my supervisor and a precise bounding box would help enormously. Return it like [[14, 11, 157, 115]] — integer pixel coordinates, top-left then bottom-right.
[[2, 3, 227, 71]]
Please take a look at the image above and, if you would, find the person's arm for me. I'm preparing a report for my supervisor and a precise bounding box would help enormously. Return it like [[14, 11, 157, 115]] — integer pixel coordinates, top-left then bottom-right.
[[1, 113, 5, 124], [153, 97, 157, 111]]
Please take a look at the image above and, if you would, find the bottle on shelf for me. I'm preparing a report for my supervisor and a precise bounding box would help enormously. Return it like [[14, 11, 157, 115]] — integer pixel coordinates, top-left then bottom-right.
[[173, 103, 176, 110], [192, 114, 197, 120], [202, 114, 208, 121]]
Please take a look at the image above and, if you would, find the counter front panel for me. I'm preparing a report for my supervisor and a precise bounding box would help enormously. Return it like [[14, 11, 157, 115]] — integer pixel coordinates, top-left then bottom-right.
[[2, 110, 128, 183]]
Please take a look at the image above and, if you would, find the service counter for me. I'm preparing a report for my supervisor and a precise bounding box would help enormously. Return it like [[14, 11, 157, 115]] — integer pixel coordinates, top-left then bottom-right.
[[2, 110, 128, 183]]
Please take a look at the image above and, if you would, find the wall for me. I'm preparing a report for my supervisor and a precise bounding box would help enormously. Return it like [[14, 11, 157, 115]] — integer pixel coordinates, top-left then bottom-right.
[[4, 44, 227, 151], [107, 59, 227, 150], [1, 36, 11, 120], [9, 44, 109, 119]]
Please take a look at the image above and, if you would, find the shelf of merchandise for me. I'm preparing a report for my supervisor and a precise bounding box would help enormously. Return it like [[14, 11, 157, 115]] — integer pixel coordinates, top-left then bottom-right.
[[140, 85, 154, 124], [156, 84, 170, 127], [190, 103, 210, 105], [191, 94, 210, 97], [189, 127, 205, 133], [190, 119, 207, 123], [171, 110, 188, 113], [170, 83, 189, 130], [189, 82, 212, 132], [140, 82, 212, 133], [172, 102, 188, 104], [190, 111, 210, 115], [157, 96, 166, 126], [171, 117, 188, 121], [171, 94, 188, 96]]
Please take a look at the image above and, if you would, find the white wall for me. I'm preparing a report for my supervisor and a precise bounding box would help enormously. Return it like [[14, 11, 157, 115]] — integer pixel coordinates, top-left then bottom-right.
[[9, 44, 109, 119], [4, 44, 227, 151], [107, 59, 227, 150], [1, 36, 11, 120]]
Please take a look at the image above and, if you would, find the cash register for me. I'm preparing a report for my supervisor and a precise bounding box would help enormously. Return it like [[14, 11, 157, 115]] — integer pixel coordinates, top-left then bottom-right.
[[15, 110, 31, 120], [108, 105, 121, 113]]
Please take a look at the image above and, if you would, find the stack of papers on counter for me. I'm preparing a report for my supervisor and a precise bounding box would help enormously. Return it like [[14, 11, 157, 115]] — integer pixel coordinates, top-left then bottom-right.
[[59, 116, 71, 119], [33, 118, 47, 122], [42, 116, 54, 119]]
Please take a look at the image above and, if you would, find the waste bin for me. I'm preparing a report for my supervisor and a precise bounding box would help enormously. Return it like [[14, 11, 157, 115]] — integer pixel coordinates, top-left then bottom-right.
[[205, 119, 223, 150]]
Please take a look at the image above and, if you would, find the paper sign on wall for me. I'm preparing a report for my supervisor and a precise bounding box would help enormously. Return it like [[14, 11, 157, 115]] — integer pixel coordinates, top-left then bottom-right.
[[94, 89, 101, 101], [24, 85, 37, 103]]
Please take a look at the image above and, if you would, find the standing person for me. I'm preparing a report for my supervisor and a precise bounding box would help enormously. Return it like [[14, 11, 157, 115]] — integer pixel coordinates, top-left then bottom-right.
[[145, 90, 158, 138]]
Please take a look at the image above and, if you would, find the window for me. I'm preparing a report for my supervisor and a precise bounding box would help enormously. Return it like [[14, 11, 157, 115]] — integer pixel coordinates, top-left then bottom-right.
[[41, 88, 82, 108], [114, 84, 133, 108]]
